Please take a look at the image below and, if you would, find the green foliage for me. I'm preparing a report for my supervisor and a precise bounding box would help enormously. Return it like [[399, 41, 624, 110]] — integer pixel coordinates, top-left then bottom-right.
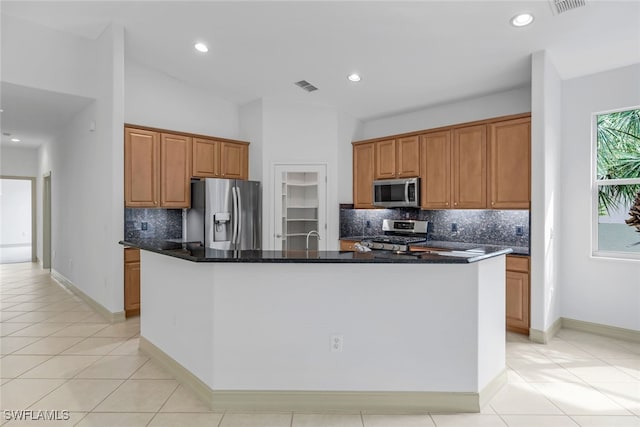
[[597, 109, 640, 216]]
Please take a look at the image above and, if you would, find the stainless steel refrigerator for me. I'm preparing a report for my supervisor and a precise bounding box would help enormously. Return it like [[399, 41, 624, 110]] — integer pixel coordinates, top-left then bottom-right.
[[186, 178, 261, 250]]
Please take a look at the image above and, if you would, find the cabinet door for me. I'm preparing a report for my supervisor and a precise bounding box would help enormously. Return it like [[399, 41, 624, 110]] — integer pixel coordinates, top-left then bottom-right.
[[160, 133, 192, 208], [353, 143, 375, 208], [452, 125, 487, 209], [420, 131, 451, 209], [375, 139, 397, 179], [396, 136, 420, 177], [124, 248, 140, 318], [220, 142, 248, 180], [124, 261, 140, 316], [124, 128, 159, 207], [506, 270, 530, 333], [192, 138, 220, 178], [489, 118, 531, 209]]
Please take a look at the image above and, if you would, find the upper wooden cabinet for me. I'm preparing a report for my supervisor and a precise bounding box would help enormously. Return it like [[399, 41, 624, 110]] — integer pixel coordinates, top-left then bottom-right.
[[353, 142, 375, 208], [220, 141, 248, 179], [374, 136, 420, 180], [352, 113, 530, 211], [375, 139, 396, 179], [488, 118, 531, 209], [452, 124, 487, 209], [192, 138, 248, 180], [420, 131, 451, 209], [192, 137, 220, 177], [125, 127, 191, 208], [160, 133, 192, 208], [125, 128, 160, 207]]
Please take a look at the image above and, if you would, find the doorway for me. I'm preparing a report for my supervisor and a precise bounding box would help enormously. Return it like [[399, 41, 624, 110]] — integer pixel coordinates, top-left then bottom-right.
[[43, 173, 52, 270], [273, 163, 327, 251], [0, 176, 36, 264]]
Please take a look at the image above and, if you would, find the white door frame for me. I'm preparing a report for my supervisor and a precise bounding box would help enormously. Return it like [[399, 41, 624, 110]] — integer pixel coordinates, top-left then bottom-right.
[[43, 172, 52, 270]]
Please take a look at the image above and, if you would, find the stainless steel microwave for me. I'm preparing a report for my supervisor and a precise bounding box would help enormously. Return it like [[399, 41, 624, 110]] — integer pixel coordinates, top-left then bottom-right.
[[373, 177, 420, 208]]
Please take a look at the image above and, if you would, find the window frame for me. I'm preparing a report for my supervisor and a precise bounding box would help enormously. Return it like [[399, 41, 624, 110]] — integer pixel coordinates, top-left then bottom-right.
[[591, 106, 640, 260]]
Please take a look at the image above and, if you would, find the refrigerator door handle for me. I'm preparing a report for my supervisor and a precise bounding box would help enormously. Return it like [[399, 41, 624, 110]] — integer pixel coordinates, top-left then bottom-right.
[[231, 187, 239, 246], [236, 186, 243, 246]]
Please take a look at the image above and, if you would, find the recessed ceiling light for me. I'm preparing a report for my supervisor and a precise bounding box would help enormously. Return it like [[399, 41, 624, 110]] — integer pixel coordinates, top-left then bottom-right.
[[348, 73, 361, 82], [194, 42, 208, 53], [10, 138, 21, 142], [511, 13, 534, 27]]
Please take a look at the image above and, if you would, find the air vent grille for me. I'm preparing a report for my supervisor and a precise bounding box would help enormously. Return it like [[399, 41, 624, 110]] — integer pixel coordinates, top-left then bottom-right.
[[550, 0, 586, 15], [294, 80, 318, 92]]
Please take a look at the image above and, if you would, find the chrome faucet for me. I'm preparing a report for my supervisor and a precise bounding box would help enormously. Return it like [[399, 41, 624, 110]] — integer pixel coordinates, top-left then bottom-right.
[[305, 230, 321, 251]]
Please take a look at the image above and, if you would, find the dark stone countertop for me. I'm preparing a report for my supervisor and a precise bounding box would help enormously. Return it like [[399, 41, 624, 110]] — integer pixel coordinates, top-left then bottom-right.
[[341, 236, 530, 256], [120, 239, 512, 264]]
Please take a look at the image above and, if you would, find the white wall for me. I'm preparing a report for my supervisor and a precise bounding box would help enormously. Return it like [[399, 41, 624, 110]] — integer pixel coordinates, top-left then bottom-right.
[[530, 51, 563, 334], [239, 99, 263, 182], [559, 63, 640, 331], [260, 98, 340, 250], [337, 113, 361, 203], [125, 61, 239, 139], [0, 13, 95, 98], [0, 146, 39, 177], [357, 86, 531, 140], [35, 23, 126, 312], [0, 179, 31, 245]]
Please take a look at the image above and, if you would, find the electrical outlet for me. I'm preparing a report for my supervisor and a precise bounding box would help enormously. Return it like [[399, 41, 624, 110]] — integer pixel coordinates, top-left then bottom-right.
[[365, 220, 371, 228], [331, 335, 343, 352], [141, 222, 148, 231], [451, 223, 458, 233], [515, 225, 524, 236]]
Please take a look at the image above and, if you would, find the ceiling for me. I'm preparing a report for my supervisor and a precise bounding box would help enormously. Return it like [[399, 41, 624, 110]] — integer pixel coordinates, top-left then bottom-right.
[[1, 1, 639, 148], [0, 83, 94, 148]]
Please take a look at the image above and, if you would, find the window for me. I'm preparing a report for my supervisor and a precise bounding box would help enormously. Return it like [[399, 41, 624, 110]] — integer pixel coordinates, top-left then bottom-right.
[[594, 107, 640, 257]]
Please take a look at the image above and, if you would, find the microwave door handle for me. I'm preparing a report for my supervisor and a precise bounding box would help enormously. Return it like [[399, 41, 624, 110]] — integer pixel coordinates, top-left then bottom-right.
[[404, 181, 410, 203]]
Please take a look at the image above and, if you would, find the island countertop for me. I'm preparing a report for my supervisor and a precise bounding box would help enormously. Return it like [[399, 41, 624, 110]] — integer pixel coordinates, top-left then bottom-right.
[[120, 238, 512, 263]]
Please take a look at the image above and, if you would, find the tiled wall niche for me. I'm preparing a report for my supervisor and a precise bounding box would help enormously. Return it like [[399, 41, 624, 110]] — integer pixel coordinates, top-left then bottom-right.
[[124, 208, 183, 239]]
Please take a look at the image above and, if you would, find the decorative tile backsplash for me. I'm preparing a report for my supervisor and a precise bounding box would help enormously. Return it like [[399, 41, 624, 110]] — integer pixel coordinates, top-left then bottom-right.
[[124, 208, 183, 239], [339, 205, 530, 248]]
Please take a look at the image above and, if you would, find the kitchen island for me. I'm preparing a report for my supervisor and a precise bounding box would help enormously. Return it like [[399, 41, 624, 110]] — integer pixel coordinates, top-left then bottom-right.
[[122, 239, 510, 413]]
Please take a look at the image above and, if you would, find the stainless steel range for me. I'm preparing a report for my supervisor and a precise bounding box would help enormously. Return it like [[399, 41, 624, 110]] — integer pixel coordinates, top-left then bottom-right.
[[359, 219, 429, 251]]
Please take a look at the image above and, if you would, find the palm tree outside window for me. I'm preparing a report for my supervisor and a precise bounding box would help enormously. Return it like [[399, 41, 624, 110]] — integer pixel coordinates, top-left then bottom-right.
[[595, 108, 640, 255]]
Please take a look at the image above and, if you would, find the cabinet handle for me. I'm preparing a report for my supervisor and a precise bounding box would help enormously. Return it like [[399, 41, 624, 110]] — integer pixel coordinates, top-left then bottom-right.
[[446, 202, 449, 206], [491, 201, 495, 206], [454, 202, 457, 206]]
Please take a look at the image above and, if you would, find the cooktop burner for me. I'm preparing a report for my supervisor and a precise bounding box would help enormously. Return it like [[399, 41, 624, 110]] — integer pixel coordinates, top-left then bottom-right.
[[358, 219, 429, 251]]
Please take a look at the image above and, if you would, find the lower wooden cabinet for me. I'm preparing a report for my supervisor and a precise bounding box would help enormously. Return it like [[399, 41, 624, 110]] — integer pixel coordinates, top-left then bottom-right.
[[124, 248, 140, 318], [506, 255, 530, 334], [339, 239, 359, 251]]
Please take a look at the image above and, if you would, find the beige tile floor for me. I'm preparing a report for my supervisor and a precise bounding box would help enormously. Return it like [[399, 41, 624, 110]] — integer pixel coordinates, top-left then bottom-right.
[[1, 262, 639, 427]]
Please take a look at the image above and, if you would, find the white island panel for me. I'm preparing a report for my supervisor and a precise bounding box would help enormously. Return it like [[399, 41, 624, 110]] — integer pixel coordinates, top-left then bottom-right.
[[140, 250, 505, 411]]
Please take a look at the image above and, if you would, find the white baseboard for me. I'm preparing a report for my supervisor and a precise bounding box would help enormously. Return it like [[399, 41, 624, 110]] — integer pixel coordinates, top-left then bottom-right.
[[561, 317, 640, 343], [50, 269, 125, 323], [139, 335, 502, 413], [529, 317, 562, 344]]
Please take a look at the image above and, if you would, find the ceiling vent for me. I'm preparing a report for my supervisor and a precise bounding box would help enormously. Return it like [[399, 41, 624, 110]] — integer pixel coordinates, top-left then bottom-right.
[[294, 80, 318, 92], [550, 0, 587, 15]]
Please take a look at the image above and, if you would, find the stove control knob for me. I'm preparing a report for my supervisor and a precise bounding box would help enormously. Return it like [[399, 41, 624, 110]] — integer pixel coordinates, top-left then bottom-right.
[[373, 243, 384, 250], [392, 245, 401, 251]]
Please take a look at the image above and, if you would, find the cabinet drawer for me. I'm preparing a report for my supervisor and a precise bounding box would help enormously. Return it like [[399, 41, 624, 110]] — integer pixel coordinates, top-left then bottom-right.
[[340, 240, 359, 251], [506, 255, 529, 273], [124, 248, 140, 263]]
